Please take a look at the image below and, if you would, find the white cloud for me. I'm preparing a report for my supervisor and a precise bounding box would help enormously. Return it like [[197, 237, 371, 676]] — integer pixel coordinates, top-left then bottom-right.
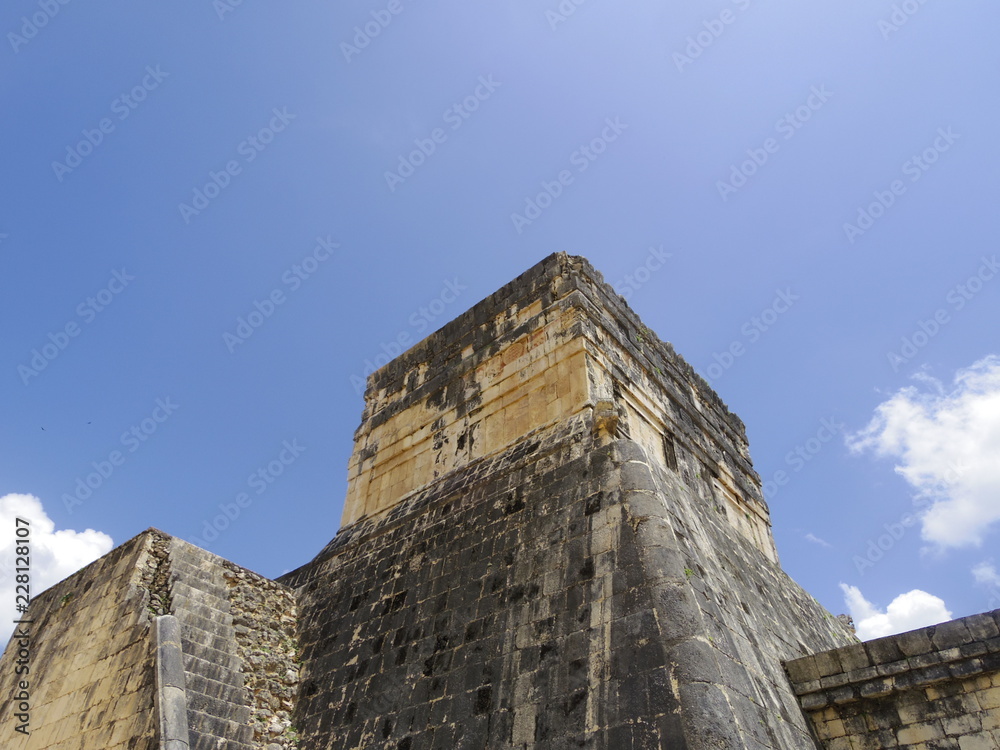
[[972, 561, 1000, 610], [846, 355, 1000, 548], [805, 533, 832, 548], [972, 561, 1000, 588], [0, 493, 113, 643], [840, 584, 952, 640]]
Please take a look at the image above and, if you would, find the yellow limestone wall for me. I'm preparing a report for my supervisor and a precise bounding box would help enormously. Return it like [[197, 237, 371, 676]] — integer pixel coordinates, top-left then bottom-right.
[[343, 300, 590, 526]]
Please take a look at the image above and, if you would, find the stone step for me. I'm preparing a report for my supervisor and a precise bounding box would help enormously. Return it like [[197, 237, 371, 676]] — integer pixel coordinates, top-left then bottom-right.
[[189, 735, 254, 750], [172, 592, 232, 622], [185, 671, 247, 705], [186, 688, 253, 725], [175, 608, 235, 639], [170, 567, 230, 598], [183, 644, 243, 675], [170, 568, 229, 592], [188, 715, 255, 750], [190, 713, 255, 745]]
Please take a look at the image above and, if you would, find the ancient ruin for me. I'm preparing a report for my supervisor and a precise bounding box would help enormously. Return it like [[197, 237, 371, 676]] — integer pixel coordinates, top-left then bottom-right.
[[2, 253, 997, 749]]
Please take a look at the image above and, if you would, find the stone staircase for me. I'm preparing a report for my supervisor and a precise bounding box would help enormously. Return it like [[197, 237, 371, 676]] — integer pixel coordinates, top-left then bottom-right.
[[169, 539, 255, 750]]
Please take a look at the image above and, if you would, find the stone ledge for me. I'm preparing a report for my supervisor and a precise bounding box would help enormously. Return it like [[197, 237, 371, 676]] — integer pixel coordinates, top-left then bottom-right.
[[786, 609, 1000, 710]]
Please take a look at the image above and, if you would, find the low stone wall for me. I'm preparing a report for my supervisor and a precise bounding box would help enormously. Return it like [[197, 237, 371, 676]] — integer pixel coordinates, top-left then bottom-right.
[[785, 609, 1000, 748]]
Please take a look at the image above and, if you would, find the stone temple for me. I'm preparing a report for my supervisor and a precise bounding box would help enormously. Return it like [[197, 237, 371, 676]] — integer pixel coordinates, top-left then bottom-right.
[[2, 253, 998, 749]]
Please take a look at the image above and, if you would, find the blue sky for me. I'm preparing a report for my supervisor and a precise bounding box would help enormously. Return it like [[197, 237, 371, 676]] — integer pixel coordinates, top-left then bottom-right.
[[2, 0, 999, 642]]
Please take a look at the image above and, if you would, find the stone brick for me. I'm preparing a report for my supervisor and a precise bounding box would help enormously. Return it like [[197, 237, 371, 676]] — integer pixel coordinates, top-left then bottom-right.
[[897, 720, 945, 744], [898, 629, 936, 658], [785, 656, 822, 685], [811, 649, 845, 679], [834, 644, 872, 673], [932, 621, 975, 650], [958, 733, 999, 750], [978, 686, 1000, 710], [963, 614, 1000, 642], [942, 713, 983, 737]]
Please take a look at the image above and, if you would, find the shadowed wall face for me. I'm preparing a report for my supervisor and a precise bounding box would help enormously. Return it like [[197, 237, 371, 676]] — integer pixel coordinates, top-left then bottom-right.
[[285, 433, 856, 749]]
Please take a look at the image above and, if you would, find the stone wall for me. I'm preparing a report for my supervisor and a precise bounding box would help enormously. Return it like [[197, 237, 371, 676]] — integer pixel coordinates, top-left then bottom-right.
[[0, 532, 158, 750], [282, 429, 853, 749], [786, 610, 1000, 749], [633, 436, 858, 748]]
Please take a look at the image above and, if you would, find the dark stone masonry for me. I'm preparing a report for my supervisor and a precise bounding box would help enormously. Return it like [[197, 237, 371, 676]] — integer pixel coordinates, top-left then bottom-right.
[[1, 253, 996, 749]]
